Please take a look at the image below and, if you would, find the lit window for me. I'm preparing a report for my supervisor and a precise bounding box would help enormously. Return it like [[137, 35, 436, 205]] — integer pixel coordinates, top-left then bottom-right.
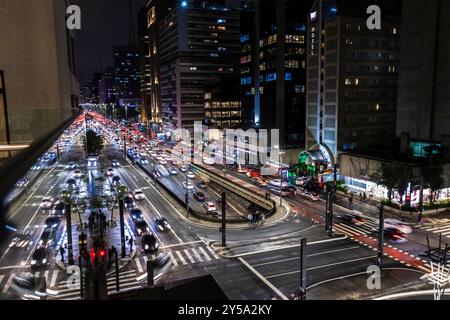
[[189, 67, 197, 71]]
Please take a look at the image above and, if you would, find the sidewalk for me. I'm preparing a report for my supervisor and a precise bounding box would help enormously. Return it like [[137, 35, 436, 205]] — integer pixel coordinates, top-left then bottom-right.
[[54, 207, 136, 273]]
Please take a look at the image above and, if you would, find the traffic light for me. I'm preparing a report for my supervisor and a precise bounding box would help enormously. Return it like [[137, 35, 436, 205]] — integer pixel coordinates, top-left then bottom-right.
[[90, 248, 96, 266]]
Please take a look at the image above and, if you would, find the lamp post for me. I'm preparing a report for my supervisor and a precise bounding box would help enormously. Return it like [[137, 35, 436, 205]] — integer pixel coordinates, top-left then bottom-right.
[[279, 149, 285, 207]]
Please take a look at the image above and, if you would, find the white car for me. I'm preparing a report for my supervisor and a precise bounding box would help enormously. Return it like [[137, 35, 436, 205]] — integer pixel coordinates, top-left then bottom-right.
[[186, 171, 195, 179], [106, 168, 115, 176], [159, 159, 168, 165], [385, 219, 413, 235], [203, 157, 215, 165], [295, 176, 310, 186], [74, 169, 83, 178], [169, 168, 178, 175], [300, 192, 319, 202], [268, 179, 289, 188], [40, 197, 54, 209], [182, 182, 194, 190], [180, 165, 187, 172], [203, 202, 217, 212], [133, 189, 145, 201]]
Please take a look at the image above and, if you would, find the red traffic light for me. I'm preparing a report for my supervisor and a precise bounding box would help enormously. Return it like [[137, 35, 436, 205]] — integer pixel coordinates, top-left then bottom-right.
[[99, 249, 106, 257]]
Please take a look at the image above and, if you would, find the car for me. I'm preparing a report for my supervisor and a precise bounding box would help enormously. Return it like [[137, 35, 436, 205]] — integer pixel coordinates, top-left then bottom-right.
[[182, 182, 194, 190], [196, 182, 207, 189], [15, 177, 29, 188], [44, 216, 61, 231], [268, 179, 289, 188], [300, 191, 319, 201], [40, 197, 54, 210], [154, 217, 171, 231], [129, 208, 143, 221], [134, 219, 151, 236], [159, 159, 168, 165], [9, 232, 33, 250], [270, 187, 292, 197], [295, 176, 311, 186], [169, 168, 178, 175], [67, 162, 76, 169], [30, 247, 49, 269], [384, 219, 413, 235], [153, 252, 170, 267], [53, 201, 65, 215], [341, 212, 367, 226], [193, 192, 206, 202], [384, 228, 408, 243], [140, 157, 149, 165], [256, 178, 269, 186], [37, 228, 56, 248], [74, 169, 83, 178], [141, 233, 158, 253], [66, 178, 77, 188], [112, 159, 120, 167], [180, 165, 187, 172], [10, 273, 46, 298], [124, 195, 135, 209], [31, 164, 42, 171], [186, 171, 195, 179], [133, 189, 145, 201], [106, 168, 115, 176], [112, 175, 121, 185], [203, 201, 217, 212], [203, 157, 215, 165]]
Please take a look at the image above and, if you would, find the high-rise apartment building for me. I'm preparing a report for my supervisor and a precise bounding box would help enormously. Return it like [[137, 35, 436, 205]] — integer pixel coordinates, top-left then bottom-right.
[[99, 68, 116, 104], [146, 0, 240, 132], [306, 0, 401, 161], [396, 0, 450, 158], [0, 0, 79, 145], [113, 45, 141, 108], [240, 0, 310, 148]]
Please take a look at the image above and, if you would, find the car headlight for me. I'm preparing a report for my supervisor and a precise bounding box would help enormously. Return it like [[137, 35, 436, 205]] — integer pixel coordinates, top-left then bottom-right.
[[158, 225, 163, 231], [144, 245, 149, 250], [137, 228, 141, 233], [155, 243, 159, 248], [31, 260, 36, 265], [42, 259, 47, 264]]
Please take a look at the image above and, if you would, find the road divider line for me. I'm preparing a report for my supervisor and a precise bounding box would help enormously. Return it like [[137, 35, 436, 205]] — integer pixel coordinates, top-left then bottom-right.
[[238, 257, 288, 301], [2, 273, 15, 293]]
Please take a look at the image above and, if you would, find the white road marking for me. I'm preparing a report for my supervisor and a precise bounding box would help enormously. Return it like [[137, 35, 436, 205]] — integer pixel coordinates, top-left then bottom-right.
[[238, 257, 288, 301], [175, 251, 188, 265], [191, 248, 204, 262], [183, 249, 196, 264], [0, 275, 4, 285], [2, 273, 15, 293], [167, 252, 178, 267], [198, 247, 212, 261], [160, 240, 202, 249], [206, 246, 220, 259], [50, 270, 59, 287], [135, 258, 143, 273], [266, 256, 378, 279]]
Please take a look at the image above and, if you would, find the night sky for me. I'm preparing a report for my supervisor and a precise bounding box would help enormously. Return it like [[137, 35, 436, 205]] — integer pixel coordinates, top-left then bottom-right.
[[73, 0, 149, 85]]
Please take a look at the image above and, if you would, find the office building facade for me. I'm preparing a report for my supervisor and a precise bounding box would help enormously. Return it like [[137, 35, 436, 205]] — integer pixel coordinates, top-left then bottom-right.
[[240, 0, 310, 148], [113, 45, 141, 108], [306, 0, 401, 160], [0, 0, 79, 146]]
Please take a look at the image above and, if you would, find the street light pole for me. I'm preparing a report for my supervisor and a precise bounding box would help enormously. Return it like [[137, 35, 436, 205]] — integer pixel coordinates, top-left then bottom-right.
[[279, 149, 285, 207]]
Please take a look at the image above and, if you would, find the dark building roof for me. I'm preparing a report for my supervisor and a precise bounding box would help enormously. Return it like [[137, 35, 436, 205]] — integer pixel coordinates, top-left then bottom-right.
[[109, 274, 229, 300]]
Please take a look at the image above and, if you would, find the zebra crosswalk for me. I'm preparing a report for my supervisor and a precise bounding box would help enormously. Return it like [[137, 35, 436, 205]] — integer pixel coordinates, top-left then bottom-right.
[[333, 220, 379, 237], [415, 220, 450, 238], [136, 245, 220, 269]]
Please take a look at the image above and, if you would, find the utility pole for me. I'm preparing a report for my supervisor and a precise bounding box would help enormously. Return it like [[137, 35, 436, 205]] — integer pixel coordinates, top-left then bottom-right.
[[299, 238, 307, 300], [325, 187, 333, 238], [185, 174, 189, 218], [65, 203, 74, 265], [377, 204, 385, 273], [119, 198, 126, 258], [221, 192, 227, 247], [78, 256, 84, 299], [147, 260, 154, 288], [114, 249, 120, 292]]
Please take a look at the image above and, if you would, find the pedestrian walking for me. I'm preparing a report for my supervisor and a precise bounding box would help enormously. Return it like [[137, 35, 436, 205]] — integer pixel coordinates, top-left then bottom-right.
[[59, 246, 65, 264], [128, 237, 134, 254]]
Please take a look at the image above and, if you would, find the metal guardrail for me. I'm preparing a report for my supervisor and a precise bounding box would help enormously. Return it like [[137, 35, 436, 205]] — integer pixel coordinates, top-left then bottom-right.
[[0, 111, 82, 241], [190, 164, 276, 212]]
